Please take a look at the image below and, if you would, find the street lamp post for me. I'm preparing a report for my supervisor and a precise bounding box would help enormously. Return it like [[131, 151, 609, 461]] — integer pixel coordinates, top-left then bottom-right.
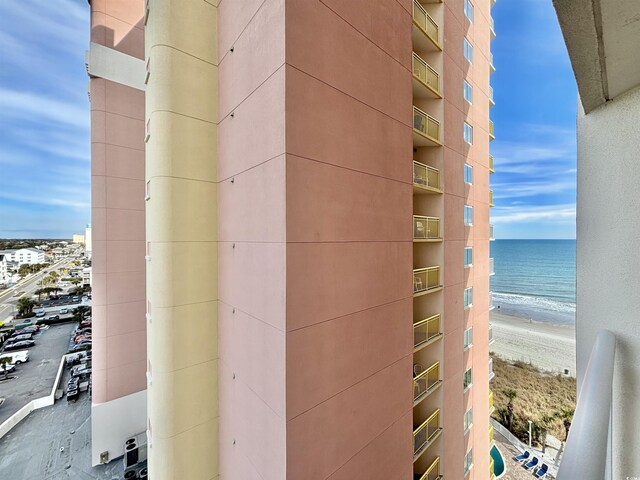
[[528, 420, 533, 448]]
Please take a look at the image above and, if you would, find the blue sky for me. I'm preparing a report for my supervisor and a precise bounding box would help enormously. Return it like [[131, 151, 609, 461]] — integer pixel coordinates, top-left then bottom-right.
[[0, 0, 90, 238], [0, 0, 577, 239], [490, 0, 578, 239]]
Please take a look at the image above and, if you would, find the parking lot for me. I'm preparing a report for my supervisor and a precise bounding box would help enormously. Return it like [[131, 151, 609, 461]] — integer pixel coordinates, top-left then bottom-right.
[[0, 322, 76, 424]]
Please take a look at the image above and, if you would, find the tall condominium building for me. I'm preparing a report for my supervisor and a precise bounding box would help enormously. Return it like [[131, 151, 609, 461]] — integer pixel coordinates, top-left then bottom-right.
[[86, 0, 496, 478]]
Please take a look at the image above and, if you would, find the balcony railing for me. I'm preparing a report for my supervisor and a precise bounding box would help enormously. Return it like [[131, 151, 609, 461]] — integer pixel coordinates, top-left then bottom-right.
[[489, 390, 495, 415], [414, 313, 442, 351], [490, 457, 496, 479], [489, 291, 495, 310], [490, 52, 496, 72], [413, 0, 440, 48], [413, 106, 441, 145], [413, 216, 441, 241], [417, 457, 443, 480], [488, 358, 495, 381], [413, 161, 441, 192], [490, 16, 496, 38], [489, 120, 495, 139], [489, 257, 495, 275], [413, 361, 442, 403], [413, 409, 442, 458], [413, 266, 441, 296], [489, 86, 495, 106], [556, 330, 616, 480], [489, 190, 495, 207], [489, 424, 495, 445], [489, 224, 495, 240], [489, 154, 495, 173], [412, 52, 440, 96], [489, 324, 495, 344]]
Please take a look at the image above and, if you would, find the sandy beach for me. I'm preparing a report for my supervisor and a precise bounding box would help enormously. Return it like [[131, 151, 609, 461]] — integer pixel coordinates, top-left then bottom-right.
[[490, 311, 576, 376]]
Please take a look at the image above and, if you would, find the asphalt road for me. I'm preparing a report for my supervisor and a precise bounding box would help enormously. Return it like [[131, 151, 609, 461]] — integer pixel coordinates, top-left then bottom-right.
[[0, 322, 76, 424]]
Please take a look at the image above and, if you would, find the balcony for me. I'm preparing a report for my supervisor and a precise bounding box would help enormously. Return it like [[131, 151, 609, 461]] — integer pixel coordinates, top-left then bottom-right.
[[489, 324, 495, 345], [413, 361, 442, 405], [489, 154, 495, 173], [489, 120, 495, 140], [489, 86, 495, 106], [489, 390, 495, 415], [490, 457, 496, 480], [414, 313, 443, 352], [413, 216, 442, 242], [412, 0, 441, 51], [489, 224, 495, 240], [489, 424, 495, 445], [413, 409, 442, 460], [413, 266, 442, 297], [413, 106, 441, 146], [413, 161, 442, 194], [490, 16, 496, 39], [417, 457, 443, 480], [490, 52, 496, 72], [489, 358, 495, 382], [489, 190, 495, 207], [412, 52, 441, 99], [489, 257, 495, 275], [489, 291, 495, 311]]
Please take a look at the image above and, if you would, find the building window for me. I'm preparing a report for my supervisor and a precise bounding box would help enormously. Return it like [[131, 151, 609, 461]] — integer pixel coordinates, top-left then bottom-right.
[[464, 122, 473, 144], [464, 287, 473, 309], [464, 326, 473, 349], [464, 163, 473, 184], [464, 448, 474, 474], [464, 80, 473, 104], [464, 0, 474, 21], [464, 408, 473, 432], [464, 367, 473, 390], [464, 205, 473, 226], [464, 247, 473, 267], [464, 38, 473, 63]]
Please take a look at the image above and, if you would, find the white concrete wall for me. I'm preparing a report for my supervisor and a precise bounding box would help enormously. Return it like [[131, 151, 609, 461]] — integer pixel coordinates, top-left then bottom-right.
[[91, 390, 147, 465], [576, 84, 640, 480]]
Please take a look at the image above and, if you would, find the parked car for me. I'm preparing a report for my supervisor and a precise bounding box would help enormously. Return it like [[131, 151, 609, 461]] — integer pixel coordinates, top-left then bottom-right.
[[68, 344, 91, 353], [23, 326, 39, 333], [72, 296, 79, 302], [4, 340, 36, 351], [0, 351, 29, 364], [0, 363, 16, 374], [10, 334, 33, 342]]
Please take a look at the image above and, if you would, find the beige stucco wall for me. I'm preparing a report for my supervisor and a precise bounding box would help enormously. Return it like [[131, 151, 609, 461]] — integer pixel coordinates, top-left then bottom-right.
[[576, 85, 640, 480]]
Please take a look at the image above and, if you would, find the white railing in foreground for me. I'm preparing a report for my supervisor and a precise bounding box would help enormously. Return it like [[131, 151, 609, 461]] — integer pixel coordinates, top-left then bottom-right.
[[556, 329, 616, 480]]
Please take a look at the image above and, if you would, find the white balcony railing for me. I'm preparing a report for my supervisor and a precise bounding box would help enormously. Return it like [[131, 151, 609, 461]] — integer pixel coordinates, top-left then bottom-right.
[[556, 330, 616, 480], [488, 358, 495, 381], [490, 258, 495, 276]]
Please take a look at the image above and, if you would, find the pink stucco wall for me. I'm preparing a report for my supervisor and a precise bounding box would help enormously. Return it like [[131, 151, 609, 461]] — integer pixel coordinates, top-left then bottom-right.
[[90, 0, 146, 405]]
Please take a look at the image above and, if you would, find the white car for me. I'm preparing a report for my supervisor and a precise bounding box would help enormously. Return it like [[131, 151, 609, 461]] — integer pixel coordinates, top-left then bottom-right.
[[60, 308, 69, 314], [0, 350, 29, 365]]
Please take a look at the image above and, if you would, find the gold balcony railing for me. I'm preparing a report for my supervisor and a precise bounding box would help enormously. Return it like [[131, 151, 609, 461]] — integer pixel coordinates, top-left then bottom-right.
[[489, 190, 495, 206], [412, 52, 440, 96], [413, 0, 440, 48], [413, 361, 442, 403], [489, 390, 495, 415], [490, 457, 496, 479], [417, 457, 443, 480], [413, 216, 441, 241], [413, 106, 441, 144], [413, 409, 442, 457], [413, 266, 441, 295], [489, 424, 495, 444], [489, 120, 495, 139], [413, 161, 441, 192], [489, 154, 495, 173], [490, 224, 495, 240], [414, 314, 442, 350]]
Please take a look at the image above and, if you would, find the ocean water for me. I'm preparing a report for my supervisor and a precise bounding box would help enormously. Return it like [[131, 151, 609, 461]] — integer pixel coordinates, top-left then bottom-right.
[[490, 240, 576, 325]]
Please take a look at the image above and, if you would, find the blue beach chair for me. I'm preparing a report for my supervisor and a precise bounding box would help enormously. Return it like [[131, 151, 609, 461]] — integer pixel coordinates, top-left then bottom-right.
[[513, 450, 530, 462], [523, 457, 539, 470], [534, 464, 549, 478]]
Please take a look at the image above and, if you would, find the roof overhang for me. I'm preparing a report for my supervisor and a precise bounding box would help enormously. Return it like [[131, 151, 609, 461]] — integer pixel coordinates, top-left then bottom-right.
[[553, 0, 640, 113]]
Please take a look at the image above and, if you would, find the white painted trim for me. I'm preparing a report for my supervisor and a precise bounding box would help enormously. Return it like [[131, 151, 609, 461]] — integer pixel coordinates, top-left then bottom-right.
[[86, 43, 146, 91]]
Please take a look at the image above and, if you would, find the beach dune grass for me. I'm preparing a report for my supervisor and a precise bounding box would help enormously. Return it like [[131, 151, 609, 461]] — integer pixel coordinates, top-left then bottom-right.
[[490, 355, 576, 444]]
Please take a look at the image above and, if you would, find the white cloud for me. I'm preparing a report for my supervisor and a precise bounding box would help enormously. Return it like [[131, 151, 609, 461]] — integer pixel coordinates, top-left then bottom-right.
[[491, 204, 576, 224], [0, 88, 89, 130]]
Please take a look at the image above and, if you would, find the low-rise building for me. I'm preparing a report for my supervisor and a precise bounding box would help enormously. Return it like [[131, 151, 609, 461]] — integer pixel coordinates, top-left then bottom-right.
[[0, 254, 8, 284], [0, 248, 45, 265], [72, 234, 86, 244]]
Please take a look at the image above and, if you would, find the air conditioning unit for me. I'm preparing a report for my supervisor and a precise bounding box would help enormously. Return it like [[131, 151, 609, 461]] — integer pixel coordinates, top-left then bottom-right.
[[123, 432, 148, 470]]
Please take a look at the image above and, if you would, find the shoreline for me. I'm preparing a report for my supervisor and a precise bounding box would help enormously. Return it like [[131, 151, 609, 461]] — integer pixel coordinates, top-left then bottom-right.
[[490, 310, 576, 376]]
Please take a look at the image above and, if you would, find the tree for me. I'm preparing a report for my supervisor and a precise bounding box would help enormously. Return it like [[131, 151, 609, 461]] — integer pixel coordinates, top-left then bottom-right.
[[16, 296, 37, 317], [70, 278, 81, 286], [0, 356, 11, 380], [533, 414, 555, 451], [503, 388, 518, 430], [73, 305, 91, 323], [555, 406, 575, 441]]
